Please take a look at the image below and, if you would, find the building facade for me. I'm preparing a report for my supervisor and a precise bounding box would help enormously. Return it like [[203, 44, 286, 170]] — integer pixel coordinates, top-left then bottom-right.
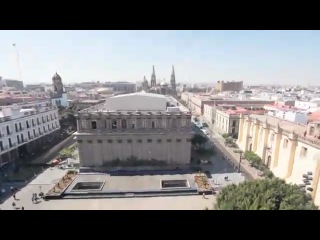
[[237, 114, 320, 206], [75, 92, 193, 167], [3, 79, 24, 91], [104, 81, 136, 94], [215, 80, 243, 93], [0, 101, 60, 165]]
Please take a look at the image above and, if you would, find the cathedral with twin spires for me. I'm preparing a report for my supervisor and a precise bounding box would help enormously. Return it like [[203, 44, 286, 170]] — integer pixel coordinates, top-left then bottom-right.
[[140, 65, 177, 96]]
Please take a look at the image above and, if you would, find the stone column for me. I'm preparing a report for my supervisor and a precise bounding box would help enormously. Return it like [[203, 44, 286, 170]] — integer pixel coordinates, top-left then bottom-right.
[[311, 159, 320, 200], [284, 136, 298, 179], [237, 115, 244, 144], [270, 131, 282, 169], [252, 121, 260, 152]]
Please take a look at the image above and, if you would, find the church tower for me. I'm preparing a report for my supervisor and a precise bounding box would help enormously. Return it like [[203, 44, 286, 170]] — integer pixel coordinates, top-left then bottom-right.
[[52, 72, 64, 95], [150, 65, 157, 87], [170, 65, 176, 95]]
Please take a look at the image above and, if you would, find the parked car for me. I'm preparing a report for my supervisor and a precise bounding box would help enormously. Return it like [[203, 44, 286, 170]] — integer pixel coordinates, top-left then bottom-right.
[[202, 129, 209, 135]]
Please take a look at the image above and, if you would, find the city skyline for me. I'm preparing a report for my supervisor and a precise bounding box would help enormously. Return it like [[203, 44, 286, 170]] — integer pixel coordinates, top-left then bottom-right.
[[0, 30, 320, 85]]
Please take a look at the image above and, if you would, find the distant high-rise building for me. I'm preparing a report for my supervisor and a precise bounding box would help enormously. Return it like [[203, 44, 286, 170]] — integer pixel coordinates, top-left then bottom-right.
[[150, 65, 157, 87], [215, 80, 243, 93], [170, 65, 176, 95]]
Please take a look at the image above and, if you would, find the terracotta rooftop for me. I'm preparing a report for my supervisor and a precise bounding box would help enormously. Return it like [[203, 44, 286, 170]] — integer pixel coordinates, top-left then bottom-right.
[[308, 112, 320, 122], [264, 104, 301, 112]]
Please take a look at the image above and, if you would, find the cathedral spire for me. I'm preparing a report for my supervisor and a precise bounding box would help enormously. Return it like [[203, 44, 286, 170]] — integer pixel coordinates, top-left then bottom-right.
[[151, 65, 156, 87], [170, 65, 176, 95]]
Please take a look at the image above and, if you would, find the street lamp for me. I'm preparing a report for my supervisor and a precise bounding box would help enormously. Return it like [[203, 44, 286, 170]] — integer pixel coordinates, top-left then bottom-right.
[[238, 151, 243, 173]]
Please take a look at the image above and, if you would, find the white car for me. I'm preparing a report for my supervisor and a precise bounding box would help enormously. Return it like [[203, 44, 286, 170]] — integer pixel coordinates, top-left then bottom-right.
[[202, 129, 209, 135]]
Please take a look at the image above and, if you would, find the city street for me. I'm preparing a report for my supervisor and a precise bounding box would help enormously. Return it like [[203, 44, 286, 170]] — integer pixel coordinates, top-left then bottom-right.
[[193, 115, 263, 181]]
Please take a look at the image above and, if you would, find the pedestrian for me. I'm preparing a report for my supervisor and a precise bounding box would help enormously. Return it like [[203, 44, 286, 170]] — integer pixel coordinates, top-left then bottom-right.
[[21, 207, 24, 210], [202, 193, 206, 199], [12, 202, 16, 209], [13, 193, 16, 200], [14, 187, 18, 192], [32, 195, 34, 203], [10, 187, 14, 194]]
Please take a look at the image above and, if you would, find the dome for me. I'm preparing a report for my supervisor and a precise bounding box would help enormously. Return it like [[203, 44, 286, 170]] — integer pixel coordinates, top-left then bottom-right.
[[142, 76, 148, 83], [52, 72, 62, 81], [160, 81, 168, 86]]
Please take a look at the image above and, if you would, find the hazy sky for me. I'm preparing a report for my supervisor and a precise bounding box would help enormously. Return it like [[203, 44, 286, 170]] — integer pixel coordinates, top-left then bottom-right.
[[0, 30, 320, 85]]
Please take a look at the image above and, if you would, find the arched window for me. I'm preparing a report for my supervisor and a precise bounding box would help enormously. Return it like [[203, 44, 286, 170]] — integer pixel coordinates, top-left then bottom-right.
[[172, 118, 177, 128], [112, 120, 117, 129], [121, 119, 127, 129]]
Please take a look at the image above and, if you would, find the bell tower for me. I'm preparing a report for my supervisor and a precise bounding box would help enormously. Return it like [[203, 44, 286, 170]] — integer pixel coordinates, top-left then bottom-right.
[[52, 72, 64, 95]]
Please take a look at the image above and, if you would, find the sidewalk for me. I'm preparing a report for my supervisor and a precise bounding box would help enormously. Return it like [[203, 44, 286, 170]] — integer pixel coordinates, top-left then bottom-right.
[[198, 116, 263, 180]]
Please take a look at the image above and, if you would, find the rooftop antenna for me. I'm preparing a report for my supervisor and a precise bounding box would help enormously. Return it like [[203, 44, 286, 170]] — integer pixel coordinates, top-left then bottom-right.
[[12, 43, 22, 81]]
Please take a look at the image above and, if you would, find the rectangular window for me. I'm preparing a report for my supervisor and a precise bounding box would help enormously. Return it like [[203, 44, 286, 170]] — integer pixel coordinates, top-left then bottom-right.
[[167, 139, 172, 143], [147, 139, 152, 143], [152, 121, 155, 128], [87, 140, 93, 144], [186, 139, 191, 142], [107, 139, 113, 143], [127, 139, 132, 143], [157, 139, 162, 143], [176, 139, 181, 142], [232, 120, 236, 127], [91, 121, 97, 129], [137, 139, 142, 143], [300, 147, 308, 158], [97, 140, 103, 143], [117, 140, 122, 143], [77, 140, 83, 144]]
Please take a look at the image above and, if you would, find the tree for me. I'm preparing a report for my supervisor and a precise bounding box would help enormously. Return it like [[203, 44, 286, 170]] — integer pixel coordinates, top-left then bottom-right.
[[58, 148, 74, 160], [191, 134, 207, 146], [224, 137, 234, 145], [214, 178, 317, 210], [244, 151, 262, 167], [222, 133, 230, 139]]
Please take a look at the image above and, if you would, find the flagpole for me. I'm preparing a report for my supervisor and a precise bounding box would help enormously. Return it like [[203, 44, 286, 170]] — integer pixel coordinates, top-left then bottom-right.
[[12, 43, 22, 81]]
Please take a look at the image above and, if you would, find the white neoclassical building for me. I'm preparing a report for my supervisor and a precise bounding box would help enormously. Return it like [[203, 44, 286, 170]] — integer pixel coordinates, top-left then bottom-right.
[[0, 100, 60, 165], [75, 92, 193, 167], [237, 114, 320, 206]]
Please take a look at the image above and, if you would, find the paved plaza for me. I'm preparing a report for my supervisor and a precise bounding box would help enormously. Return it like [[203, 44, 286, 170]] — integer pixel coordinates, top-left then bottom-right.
[[0, 129, 246, 210], [65, 173, 197, 194], [0, 167, 215, 210]]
